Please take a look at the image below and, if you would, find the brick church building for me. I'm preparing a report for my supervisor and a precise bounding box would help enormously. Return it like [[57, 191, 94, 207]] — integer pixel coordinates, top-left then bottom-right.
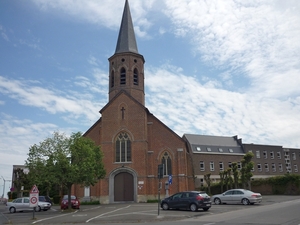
[[73, 0, 194, 203]]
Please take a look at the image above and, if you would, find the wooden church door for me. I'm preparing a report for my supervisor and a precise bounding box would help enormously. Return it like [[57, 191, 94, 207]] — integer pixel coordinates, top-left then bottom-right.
[[114, 172, 134, 201]]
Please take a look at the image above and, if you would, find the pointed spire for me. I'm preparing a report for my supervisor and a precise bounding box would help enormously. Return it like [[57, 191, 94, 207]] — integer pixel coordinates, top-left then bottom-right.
[[115, 0, 139, 54]]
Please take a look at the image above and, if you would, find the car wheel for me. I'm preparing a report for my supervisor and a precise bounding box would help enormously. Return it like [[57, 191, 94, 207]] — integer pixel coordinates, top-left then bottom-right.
[[9, 207, 16, 213], [242, 198, 250, 205], [190, 203, 198, 212], [162, 203, 169, 210], [203, 207, 210, 211], [35, 206, 41, 212], [214, 198, 221, 205]]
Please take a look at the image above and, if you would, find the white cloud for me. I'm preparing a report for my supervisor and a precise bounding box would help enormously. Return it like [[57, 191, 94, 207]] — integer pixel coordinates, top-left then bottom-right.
[[163, 0, 300, 98], [145, 65, 300, 147]]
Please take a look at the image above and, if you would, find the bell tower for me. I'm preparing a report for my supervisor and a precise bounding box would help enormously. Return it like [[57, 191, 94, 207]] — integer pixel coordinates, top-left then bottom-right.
[[108, 0, 145, 106]]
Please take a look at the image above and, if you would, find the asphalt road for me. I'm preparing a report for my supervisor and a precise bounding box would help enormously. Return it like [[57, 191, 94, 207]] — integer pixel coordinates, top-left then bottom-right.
[[0, 195, 299, 225]]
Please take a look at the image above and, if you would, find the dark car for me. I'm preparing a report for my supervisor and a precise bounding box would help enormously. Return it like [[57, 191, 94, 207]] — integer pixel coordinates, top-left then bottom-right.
[[39, 196, 53, 205], [61, 195, 80, 210], [161, 191, 211, 212]]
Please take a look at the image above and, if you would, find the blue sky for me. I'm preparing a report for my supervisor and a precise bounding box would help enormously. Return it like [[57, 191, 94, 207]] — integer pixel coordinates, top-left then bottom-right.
[[1, 0, 300, 197]]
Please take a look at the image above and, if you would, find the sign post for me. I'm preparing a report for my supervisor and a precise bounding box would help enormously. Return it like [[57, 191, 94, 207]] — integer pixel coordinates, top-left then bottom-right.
[[157, 164, 164, 216], [29, 185, 39, 219]]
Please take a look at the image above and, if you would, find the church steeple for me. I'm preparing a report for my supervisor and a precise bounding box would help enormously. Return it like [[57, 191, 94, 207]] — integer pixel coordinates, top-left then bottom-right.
[[115, 0, 138, 54], [108, 0, 145, 106]]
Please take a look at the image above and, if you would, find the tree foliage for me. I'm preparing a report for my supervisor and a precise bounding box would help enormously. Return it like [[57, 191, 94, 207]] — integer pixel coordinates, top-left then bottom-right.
[[240, 152, 254, 189], [25, 131, 106, 208]]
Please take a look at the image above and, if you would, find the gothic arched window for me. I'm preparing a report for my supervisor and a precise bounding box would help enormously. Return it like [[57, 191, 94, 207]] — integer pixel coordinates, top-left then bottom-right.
[[115, 132, 131, 162], [161, 152, 172, 176], [111, 70, 115, 88], [120, 68, 126, 85], [133, 68, 138, 85]]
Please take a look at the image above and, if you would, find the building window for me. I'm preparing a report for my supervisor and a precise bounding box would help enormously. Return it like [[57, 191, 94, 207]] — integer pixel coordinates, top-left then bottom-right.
[[210, 161, 214, 171], [279, 163, 283, 172], [111, 70, 115, 87], [133, 68, 138, 85], [228, 162, 232, 168], [263, 151, 267, 159], [161, 152, 172, 176], [256, 151, 260, 158], [292, 152, 296, 160], [257, 163, 262, 172], [228, 149, 233, 153], [219, 162, 224, 171], [294, 164, 298, 172], [270, 151, 274, 159], [207, 147, 211, 152], [200, 161, 205, 171], [120, 67, 126, 84], [196, 147, 201, 151], [272, 163, 276, 172], [219, 148, 223, 152], [277, 152, 281, 159], [265, 163, 269, 172], [115, 132, 131, 162], [238, 162, 242, 170]]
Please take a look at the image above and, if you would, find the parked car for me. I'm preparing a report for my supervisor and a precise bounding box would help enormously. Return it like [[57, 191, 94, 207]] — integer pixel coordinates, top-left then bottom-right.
[[6, 197, 52, 213], [160, 191, 211, 212], [61, 195, 80, 210], [39, 196, 53, 205], [212, 189, 262, 205]]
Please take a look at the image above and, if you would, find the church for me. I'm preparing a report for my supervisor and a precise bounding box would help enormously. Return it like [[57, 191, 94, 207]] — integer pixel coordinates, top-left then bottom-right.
[[73, 0, 195, 203]]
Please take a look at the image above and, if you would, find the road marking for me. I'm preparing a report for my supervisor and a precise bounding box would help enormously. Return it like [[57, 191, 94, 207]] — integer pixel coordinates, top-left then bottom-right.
[[86, 205, 131, 223], [32, 210, 79, 224]]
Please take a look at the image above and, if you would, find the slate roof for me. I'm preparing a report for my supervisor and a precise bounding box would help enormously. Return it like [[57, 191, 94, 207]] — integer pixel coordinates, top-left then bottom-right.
[[115, 0, 138, 54], [183, 134, 245, 155]]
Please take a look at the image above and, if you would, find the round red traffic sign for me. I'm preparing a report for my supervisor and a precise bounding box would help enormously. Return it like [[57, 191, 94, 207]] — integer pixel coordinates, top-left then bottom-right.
[[30, 196, 37, 204]]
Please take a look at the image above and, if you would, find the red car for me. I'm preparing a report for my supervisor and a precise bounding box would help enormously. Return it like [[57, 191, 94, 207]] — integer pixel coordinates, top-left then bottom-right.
[[60, 195, 80, 210]]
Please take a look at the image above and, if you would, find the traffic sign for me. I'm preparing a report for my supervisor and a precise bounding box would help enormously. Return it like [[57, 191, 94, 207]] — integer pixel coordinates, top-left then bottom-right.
[[30, 185, 39, 194], [29, 185, 39, 208]]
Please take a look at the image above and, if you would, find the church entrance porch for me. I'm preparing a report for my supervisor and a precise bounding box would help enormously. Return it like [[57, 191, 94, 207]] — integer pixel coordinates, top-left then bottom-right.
[[114, 172, 134, 201], [109, 167, 137, 203]]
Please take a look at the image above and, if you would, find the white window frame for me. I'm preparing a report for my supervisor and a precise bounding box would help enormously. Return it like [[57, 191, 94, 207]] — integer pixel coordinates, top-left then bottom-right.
[[219, 162, 224, 171], [256, 150, 260, 158], [270, 151, 274, 159], [200, 161, 205, 171], [210, 161, 214, 171]]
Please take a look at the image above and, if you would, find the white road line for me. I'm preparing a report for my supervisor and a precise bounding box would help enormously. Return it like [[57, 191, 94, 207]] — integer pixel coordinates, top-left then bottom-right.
[[86, 205, 131, 223], [32, 210, 79, 224]]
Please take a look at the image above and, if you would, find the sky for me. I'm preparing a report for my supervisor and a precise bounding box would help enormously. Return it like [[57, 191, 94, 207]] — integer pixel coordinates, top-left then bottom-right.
[[0, 0, 300, 197]]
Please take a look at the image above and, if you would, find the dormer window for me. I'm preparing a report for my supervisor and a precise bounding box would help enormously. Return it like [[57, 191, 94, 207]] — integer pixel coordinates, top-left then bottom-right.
[[196, 147, 201, 151], [228, 149, 233, 153], [120, 68, 126, 85], [219, 148, 223, 152], [207, 147, 211, 152]]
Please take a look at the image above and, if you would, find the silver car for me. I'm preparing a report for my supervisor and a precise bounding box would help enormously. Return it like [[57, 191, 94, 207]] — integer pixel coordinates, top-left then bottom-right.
[[212, 189, 262, 205], [6, 197, 51, 213]]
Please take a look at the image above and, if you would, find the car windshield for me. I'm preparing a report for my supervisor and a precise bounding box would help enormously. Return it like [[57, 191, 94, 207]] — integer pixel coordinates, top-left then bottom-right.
[[63, 195, 76, 200]]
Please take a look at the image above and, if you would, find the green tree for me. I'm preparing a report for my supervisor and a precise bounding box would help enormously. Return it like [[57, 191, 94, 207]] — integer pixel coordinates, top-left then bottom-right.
[[204, 173, 211, 194], [219, 171, 225, 193], [231, 162, 239, 188], [25, 131, 106, 209], [240, 152, 254, 190]]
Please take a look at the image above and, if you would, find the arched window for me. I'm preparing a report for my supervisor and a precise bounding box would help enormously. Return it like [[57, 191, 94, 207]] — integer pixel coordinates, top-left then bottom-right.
[[120, 68, 126, 85], [111, 70, 115, 88], [133, 68, 138, 85], [115, 132, 131, 162], [161, 152, 172, 176]]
